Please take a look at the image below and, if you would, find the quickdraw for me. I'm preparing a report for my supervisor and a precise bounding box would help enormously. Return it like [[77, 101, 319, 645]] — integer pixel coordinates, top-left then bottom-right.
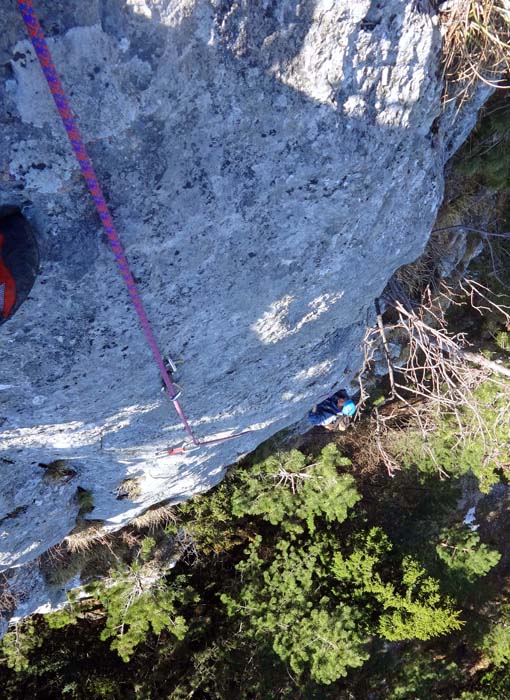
[[164, 430, 254, 456]]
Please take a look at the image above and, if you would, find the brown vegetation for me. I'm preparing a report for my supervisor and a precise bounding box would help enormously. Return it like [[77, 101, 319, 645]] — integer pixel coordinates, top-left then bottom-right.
[[359, 276, 510, 478], [441, 0, 510, 104]]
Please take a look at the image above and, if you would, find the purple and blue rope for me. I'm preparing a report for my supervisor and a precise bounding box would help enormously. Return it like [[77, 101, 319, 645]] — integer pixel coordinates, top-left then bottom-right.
[[16, 0, 199, 445]]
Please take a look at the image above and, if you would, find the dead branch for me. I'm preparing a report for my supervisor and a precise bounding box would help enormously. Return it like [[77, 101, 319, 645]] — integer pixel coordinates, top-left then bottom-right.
[[374, 409, 400, 478], [375, 298, 396, 398], [461, 350, 510, 378], [459, 278, 510, 325], [360, 278, 510, 480]]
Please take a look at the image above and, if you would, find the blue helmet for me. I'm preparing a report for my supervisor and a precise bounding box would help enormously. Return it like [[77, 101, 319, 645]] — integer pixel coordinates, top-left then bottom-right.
[[341, 400, 356, 417]]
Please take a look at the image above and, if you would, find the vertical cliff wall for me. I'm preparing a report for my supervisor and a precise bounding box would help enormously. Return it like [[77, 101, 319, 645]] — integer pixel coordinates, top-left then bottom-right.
[[0, 0, 448, 576]]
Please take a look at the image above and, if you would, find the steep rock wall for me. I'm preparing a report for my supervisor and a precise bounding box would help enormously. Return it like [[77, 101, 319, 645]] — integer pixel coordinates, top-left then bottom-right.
[[0, 0, 446, 577]]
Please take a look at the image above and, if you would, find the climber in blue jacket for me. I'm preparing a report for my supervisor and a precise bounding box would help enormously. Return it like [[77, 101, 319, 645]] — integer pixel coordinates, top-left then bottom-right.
[[308, 390, 357, 431]]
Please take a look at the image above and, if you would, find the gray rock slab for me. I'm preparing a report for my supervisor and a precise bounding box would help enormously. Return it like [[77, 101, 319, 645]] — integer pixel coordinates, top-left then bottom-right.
[[0, 0, 459, 590]]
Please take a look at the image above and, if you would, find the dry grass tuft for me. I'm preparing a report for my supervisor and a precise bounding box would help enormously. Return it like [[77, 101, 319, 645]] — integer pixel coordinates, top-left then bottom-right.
[[64, 520, 110, 553], [131, 503, 177, 532], [41, 528, 144, 587], [115, 477, 142, 501], [441, 0, 510, 104]]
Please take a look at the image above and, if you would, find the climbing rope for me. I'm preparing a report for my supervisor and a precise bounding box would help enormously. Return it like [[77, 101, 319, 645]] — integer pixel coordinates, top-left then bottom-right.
[[15, 0, 225, 450], [16, 0, 200, 446]]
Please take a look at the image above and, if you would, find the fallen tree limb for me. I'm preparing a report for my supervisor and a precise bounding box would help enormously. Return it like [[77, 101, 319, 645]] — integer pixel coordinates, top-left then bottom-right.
[[461, 350, 510, 378]]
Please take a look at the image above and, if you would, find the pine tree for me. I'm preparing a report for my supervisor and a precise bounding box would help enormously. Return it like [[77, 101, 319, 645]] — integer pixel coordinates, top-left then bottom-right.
[[221, 448, 463, 683], [333, 529, 464, 641], [221, 537, 369, 683], [0, 620, 43, 672], [479, 605, 510, 669], [230, 443, 360, 533], [86, 566, 197, 662], [436, 525, 501, 584]]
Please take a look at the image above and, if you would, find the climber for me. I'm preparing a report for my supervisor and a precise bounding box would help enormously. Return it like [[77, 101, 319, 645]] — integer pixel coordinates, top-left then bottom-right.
[[308, 389, 357, 431], [0, 233, 16, 321]]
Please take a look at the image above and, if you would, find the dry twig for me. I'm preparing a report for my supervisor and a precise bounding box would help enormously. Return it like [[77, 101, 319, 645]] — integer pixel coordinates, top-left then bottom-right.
[[361, 277, 510, 478]]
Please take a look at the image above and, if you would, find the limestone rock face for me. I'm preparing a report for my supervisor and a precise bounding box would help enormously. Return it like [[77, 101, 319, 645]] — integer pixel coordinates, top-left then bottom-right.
[[0, 0, 447, 586]]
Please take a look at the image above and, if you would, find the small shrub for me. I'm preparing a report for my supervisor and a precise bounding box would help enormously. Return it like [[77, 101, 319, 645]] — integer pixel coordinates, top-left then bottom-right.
[[76, 487, 94, 516], [139, 536, 156, 561], [85, 566, 197, 662], [495, 330, 510, 351], [0, 620, 43, 672], [115, 477, 142, 501], [46, 607, 78, 630], [39, 459, 77, 483], [481, 623, 510, 667], [479, 606, 510, 668]]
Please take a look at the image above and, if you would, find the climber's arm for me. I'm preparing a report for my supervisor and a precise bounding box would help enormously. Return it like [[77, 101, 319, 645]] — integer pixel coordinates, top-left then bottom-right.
[[2, 275, 16, 318]]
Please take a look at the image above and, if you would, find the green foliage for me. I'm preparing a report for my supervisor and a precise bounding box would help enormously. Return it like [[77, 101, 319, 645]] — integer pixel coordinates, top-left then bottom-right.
[[455, 103, 510, 189], [59, 676, 122, 700], [479, 606, 510, 668], [76, 487, 94, 516], [221, 447, 463, 684], [436, 525, 501, 584], [376, 556, 463, 641], [494, 330, 510, 352], [333, 529, 463, 641], [230, 444, 360, 534], [383, 653, 463, 700], [170, 476, 245, 556], [139, 536, 156, 561], [481, 622, 510, 667], [1, 432, 507, 699], [46, 608, 78, 630], [45, 591, 81, 631], [221, 537, 368, 684], [220, 447, 371, 684], [85, 566, 197, 662], [0, 620, 43, 672], [283, 606, 368, 684], [392, 380, 510, 492], [475, 663, 510, 700]]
